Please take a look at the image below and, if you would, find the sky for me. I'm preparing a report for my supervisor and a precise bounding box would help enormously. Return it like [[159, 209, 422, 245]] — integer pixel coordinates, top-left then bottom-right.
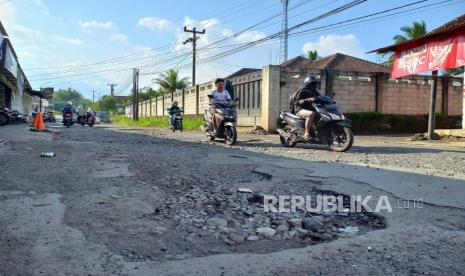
[[0, 0, 464, 99]]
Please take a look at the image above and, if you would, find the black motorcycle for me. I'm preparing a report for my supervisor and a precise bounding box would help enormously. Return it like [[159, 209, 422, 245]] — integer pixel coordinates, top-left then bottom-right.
[[10, 110, 27, 124], [169, 111, 183, 132], [205, 98, 238, 145], [277, 95, 354, 152], [0, 106, 11, 126], [77, 111, 96, 127], [44, 112, 56, 123]]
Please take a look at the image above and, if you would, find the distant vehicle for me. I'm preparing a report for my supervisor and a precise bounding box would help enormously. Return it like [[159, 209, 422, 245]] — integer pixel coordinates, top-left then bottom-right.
[[63, 111, 74, 128], [44, 112, 56, 123], [96, 111, 111, 123]]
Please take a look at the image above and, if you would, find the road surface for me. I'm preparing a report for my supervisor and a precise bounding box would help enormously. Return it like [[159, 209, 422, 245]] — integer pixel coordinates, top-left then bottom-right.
[[1, 123, 464, 275]]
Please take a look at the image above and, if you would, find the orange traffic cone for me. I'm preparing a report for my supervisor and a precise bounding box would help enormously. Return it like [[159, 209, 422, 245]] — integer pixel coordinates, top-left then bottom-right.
[[30, 112, 48, 132]]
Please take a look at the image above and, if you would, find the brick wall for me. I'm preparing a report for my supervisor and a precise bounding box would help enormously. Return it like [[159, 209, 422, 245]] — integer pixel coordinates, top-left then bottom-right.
[[127, 68, 463, 130]]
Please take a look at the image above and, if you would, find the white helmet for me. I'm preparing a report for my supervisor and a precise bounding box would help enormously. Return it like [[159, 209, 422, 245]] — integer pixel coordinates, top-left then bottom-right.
[[67, 101, 72, 105]]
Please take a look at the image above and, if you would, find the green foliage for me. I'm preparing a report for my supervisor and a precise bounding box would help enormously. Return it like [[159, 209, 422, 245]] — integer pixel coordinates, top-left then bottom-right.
[[443, 67, 464, 76], [153, 69, 190, 93], [112, 114, 204, 131], [139, 87, 164, 102], [393, 20, 427, 44], [100, 95, 117, 113], [384, 21, 428, 67], [306, 50, 319, 61]]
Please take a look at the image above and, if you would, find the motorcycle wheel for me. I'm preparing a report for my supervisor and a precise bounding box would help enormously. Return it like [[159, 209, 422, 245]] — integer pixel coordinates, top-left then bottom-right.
[[225, 126, 237, 146], [279, 126, 297, 148], [328, 126, 354, 152], [179, 121, 183, 132], [66, 120, 71, 128], [0, 113, 9, 126]]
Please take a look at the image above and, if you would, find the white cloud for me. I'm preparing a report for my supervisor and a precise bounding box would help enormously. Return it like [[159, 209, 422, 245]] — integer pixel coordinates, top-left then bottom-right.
[[137, 17, 174, 32], [110, 33, 129, 44], [10, 24, 44, 41], [222, 29, 234, 37], [302, 34, 365, 58], [236, 30, 266, 43], [53, 35, 82, 45], [78, 20, 119, 33]]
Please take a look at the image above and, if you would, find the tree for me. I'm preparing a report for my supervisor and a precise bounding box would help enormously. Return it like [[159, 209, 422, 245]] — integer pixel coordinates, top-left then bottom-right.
[[384, 21, 428, 67], [153, 69, 189, 94], [139, 86, 163, 101], [393, 21, 427, 44], [52, 88, 84, 112], [307, 50, 319, 61], [100, 95, 117, 113]]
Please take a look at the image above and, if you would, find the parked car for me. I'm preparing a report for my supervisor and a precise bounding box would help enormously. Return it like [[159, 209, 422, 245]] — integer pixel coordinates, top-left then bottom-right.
[[96, 111, 111, 123]]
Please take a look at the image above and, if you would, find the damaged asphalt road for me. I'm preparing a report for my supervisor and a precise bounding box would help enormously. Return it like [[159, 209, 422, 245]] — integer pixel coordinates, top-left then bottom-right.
[[1, 124, 465, 275]]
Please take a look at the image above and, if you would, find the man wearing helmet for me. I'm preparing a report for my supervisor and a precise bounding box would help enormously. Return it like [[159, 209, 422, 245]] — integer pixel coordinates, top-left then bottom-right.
[[293, 76, 321, 139], [167, 101, 182, 127], [62, 101, 75, 118]]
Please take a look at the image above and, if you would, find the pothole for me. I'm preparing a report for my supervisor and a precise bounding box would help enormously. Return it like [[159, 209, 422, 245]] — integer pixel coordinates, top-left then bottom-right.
[[85, 181, 385, 262]]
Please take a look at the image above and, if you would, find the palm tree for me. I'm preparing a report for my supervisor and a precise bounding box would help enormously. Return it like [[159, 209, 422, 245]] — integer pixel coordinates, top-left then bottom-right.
[[307, 50, 319, 61], [393, 21, 427, 44], [153, 69, 190, 94], [383, 21, 428, 67]]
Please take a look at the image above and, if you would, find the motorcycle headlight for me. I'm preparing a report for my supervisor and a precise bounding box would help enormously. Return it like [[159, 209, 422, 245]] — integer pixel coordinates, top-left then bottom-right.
[[341, 114, 346, 120]]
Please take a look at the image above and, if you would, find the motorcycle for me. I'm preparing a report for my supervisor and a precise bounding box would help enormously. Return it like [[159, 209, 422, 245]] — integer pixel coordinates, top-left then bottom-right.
[[77, 111, 96, 127], [205, 98, 238, 145], [10, 110, 27, 124], [277, 95, 354, 152], [63, 111, 74, 128], [0, 106, 10, 126], [86, 111, 96, 127], [44, 112, 56, 123], [169, 111, 183, 132]]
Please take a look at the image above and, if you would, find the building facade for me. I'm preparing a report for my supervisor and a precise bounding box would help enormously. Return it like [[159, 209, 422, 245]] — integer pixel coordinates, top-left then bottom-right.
[[0, 22, 35, 115]]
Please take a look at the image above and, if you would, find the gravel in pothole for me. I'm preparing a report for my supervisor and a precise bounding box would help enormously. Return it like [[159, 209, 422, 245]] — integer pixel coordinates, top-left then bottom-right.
[[107, 180, 386, 262]]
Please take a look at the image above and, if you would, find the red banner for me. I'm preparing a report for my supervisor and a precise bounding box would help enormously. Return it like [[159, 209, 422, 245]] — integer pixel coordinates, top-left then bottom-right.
[[391, 32, 465, 78]]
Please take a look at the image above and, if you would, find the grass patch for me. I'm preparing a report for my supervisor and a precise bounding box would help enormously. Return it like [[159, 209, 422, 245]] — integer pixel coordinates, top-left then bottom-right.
[[111, 114, 204, 131]]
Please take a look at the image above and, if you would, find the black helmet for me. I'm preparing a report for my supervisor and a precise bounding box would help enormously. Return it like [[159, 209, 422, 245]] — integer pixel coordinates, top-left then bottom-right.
[[304, 75, 321, 85]]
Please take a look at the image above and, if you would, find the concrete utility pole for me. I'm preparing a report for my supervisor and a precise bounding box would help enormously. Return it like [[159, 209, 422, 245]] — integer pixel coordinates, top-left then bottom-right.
[[280, 0, 289, 63], [92, 90, 96, 104], [132, 68, 140, 121], [183, 26, 205, 86], [108, 83, 117, 97], [427, 70, 438, 140]]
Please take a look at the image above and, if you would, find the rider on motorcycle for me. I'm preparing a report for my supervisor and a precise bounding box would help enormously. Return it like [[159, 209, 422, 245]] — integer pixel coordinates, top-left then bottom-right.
[[166, 101, 182, 127], [208, 78, 232, 135], [62, 101, 75, 119], [293, 76, 321, 140]]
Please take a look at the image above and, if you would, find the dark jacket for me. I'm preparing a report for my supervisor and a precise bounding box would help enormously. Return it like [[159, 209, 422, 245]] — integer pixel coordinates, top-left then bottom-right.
[[167, 106, 181, 115], [294, 84, 321, 113]]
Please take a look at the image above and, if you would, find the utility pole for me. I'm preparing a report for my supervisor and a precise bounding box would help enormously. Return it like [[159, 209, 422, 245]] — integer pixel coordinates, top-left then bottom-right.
[[183, 26, 205, 86], [92, 90, 96, 103], [132, 68, 140, 121], [108, 83, 117, 97], [280, 0, 289, 63]]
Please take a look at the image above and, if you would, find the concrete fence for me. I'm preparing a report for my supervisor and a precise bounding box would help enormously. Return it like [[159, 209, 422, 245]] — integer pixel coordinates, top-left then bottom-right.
[[127, 65, 464, 132]]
